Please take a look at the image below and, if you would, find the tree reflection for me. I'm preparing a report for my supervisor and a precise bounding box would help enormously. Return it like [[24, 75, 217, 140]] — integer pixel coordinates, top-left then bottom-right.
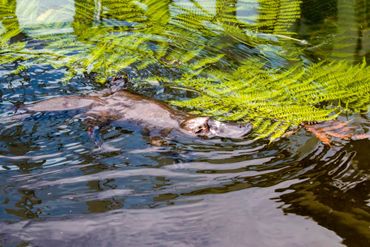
[[300, 0, 370, 62], [277, 140, 370, 246], [77, 162, 123, 213], [5, 188, 42, 220]]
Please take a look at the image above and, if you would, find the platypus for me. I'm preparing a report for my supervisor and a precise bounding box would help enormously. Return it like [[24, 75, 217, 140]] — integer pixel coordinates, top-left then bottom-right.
[[20, 90, 253, 145]]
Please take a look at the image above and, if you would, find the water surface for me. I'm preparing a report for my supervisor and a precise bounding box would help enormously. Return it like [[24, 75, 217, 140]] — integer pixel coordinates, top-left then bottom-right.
[[0, 0, 369, 246]]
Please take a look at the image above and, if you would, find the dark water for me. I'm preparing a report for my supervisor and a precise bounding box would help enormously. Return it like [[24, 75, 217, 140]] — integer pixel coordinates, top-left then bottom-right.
[[0, 0, 369, 246]]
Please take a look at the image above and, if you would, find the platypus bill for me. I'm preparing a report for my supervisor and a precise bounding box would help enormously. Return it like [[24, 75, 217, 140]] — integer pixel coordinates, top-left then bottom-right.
[[20, 90, 252, 146]]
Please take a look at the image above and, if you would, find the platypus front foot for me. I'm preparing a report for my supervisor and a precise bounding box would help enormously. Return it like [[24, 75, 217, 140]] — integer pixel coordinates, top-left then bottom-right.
[[87, 126, 104, 147]]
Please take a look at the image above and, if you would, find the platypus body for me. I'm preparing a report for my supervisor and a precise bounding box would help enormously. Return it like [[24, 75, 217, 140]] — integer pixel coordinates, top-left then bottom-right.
[[21, 90, 252, 145]]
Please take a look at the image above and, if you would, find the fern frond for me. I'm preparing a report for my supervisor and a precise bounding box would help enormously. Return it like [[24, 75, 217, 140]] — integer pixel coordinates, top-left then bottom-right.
[[171, 59, 370, 140]]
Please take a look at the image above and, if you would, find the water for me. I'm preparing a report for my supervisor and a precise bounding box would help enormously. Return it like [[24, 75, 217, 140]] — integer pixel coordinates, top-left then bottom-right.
[[0, 0, 369, 246]]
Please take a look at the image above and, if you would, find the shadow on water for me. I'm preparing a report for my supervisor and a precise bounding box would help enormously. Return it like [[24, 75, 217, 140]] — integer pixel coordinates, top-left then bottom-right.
[[0, 0, 369, 246]]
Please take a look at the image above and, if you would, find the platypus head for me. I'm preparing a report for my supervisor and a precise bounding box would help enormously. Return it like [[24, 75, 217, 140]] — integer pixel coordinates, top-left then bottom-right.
[[180, 117, 252, 139]]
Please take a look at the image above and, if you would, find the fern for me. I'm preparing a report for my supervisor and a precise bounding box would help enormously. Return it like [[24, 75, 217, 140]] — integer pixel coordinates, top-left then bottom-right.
[[171, 59, 370, 140]]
